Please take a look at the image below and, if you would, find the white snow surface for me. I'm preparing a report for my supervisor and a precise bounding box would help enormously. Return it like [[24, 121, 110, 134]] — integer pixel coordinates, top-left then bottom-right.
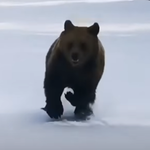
[[0, 0, 150, 149]]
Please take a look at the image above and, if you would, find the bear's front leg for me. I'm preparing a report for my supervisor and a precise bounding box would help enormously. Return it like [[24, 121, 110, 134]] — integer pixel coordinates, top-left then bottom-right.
[[43, 72, 64, 119]]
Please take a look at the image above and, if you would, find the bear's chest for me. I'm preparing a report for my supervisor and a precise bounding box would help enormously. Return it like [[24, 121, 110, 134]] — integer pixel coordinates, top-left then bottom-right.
[[65, 67, 93, 88]]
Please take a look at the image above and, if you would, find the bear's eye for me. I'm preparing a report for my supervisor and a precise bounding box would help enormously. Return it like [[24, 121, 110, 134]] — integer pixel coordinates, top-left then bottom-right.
[[80, 42, 87, 51], [67, 41, 73, 49]]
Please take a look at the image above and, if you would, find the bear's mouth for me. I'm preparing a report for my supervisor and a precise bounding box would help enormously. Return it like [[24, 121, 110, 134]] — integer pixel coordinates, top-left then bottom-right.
[[71, 52, 79, 64], [72, 59, 79, 64]]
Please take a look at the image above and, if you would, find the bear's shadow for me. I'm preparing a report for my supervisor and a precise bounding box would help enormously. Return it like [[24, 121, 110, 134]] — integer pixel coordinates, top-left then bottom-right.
[[44, 111, 92, 123]]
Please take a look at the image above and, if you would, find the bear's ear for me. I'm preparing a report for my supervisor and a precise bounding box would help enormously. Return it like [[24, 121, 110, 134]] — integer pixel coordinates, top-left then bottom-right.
[[64, 20, 74, 31], [87, 22, 99, 36]]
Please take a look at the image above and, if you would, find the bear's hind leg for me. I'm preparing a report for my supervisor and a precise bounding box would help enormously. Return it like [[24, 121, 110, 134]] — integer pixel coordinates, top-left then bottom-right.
[[74, 92, 95, 119], [74, 104, 93, 119], [65, 89, 96, 119]]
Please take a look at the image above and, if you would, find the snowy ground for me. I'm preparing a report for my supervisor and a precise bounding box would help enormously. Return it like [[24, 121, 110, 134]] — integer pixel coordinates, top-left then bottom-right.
[[0, 0, 150, 149]]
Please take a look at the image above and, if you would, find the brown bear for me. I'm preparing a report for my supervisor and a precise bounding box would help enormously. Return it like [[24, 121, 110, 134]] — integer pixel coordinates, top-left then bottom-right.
[[42, 20, 105, 119]]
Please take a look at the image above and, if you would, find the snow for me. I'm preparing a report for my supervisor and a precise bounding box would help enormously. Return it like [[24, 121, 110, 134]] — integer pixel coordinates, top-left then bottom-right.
[[0, 0, 150, 149], [0, 0, 133, 7]]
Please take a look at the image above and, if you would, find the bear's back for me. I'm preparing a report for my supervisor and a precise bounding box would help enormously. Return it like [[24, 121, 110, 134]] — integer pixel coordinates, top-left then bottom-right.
[[45, 38, 59, 68]]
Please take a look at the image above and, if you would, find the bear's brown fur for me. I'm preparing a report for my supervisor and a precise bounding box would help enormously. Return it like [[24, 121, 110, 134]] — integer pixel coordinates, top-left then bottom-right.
[[42, 20, 105, 119]]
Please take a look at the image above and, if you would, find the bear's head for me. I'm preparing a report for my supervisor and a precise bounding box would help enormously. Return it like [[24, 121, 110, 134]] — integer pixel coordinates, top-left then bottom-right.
[[58, 20, 100, 67]]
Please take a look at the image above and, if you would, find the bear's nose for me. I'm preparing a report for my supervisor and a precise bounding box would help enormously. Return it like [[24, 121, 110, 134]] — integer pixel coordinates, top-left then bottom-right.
[[71, 52, 79, 62]]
